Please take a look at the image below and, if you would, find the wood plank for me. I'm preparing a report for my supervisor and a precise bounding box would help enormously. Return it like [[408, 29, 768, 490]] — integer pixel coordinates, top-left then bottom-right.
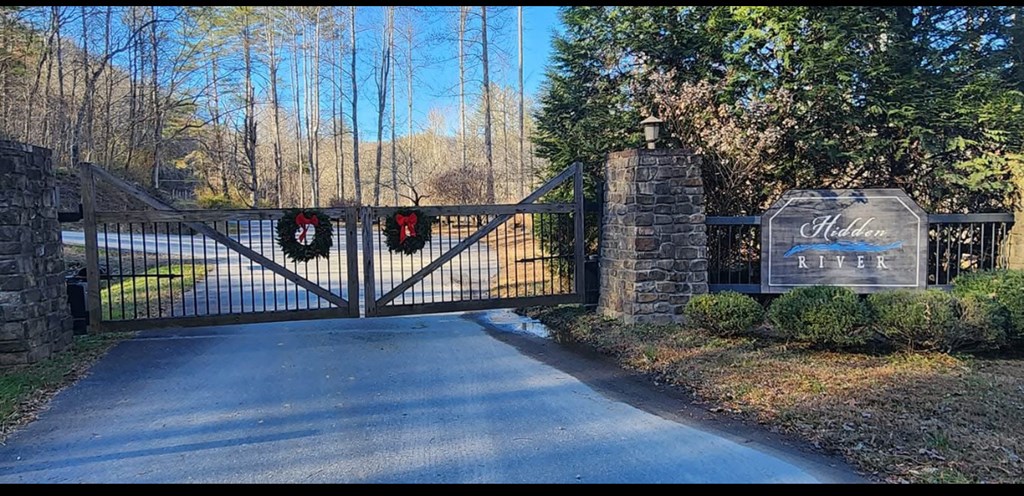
[[573, 162, 585, 302], [95, 207, 361, 223], [361, 207, 377, 317], [346, 208, 361, 317], [79, 162, 102, 332], [373, 163, 581, 308], [85, 163, 349, 308], [96, 307, 350, 332], [372, 294, 579, 317], [371, 203, 574, 217]]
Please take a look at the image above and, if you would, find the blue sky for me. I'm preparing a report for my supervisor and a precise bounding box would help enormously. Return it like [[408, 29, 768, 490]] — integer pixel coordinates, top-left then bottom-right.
[[343, 6, 565, 139]]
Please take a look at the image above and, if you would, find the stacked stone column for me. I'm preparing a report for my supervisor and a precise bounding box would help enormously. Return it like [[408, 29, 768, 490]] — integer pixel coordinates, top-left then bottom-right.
[[597, 148, 708, 325], [0, 141, 73, 367]]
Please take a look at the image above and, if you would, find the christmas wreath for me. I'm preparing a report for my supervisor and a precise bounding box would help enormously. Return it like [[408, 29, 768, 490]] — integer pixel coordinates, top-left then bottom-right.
[[276, 208, 333, 263], [383, 208, 435, 255]]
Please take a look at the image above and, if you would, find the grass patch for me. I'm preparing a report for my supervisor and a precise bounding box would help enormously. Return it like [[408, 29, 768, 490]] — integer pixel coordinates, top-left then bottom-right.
[[520, 305, 1024, 484], [1, 332, 134, 442], [100, 263, 207, 320]]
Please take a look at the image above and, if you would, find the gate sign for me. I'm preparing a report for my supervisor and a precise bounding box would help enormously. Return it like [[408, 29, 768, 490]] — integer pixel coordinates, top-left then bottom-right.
[[761, 189, 928, 293]]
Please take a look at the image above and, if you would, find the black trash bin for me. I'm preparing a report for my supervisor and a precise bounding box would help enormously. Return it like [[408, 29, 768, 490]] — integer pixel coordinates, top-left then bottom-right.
[[66, 270, 88, 335]]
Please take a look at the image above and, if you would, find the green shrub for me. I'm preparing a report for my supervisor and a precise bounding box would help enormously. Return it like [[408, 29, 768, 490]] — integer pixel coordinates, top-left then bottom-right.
[[684, 292, 765, 336], [950, 293, 1010, 352], [867, 290, 958, 351], [952, 269, 1024, 341], [768, 286, 869, 347]]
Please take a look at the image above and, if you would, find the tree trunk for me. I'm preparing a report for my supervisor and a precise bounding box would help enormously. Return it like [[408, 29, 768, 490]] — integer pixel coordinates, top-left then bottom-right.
[[308, 7, 321, 207], [406, 19, 413, 195], [481, 6, 494, 203], [373, 6, 394, 206], [243, 11, 258, 207], [458, 6, 468, 170], [291, 16, 305, 206], [518, 6, 525, 198], [210, 53, 227, 195], [350, 5, 361, 205], [266, 7, 285, 207], [390, 10, 397, 206], [150, 6, 161, 189]]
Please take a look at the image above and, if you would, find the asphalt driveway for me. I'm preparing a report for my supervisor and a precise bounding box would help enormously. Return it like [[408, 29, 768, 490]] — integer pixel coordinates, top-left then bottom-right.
[[0, 313, 862, 483]]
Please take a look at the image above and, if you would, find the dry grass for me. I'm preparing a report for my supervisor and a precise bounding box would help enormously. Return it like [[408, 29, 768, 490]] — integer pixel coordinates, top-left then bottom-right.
[[521, 305, 1024, 484], [1, 332, 134, 443], [480, 213, 572, 298]]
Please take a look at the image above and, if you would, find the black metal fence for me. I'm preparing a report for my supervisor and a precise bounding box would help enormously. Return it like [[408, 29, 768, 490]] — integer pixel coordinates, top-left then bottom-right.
[[708, 213, 1016, 293]]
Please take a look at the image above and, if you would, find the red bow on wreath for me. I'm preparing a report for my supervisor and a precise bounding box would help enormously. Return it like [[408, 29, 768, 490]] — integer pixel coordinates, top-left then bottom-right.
[[395, 212, 418, 244], [295, 212, 320, 243]]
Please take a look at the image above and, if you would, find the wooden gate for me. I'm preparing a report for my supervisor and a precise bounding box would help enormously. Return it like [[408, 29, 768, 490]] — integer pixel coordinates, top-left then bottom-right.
[[80, 162, 585, 330], [361, 163, 585, 317], [80, 163, 360, 332]]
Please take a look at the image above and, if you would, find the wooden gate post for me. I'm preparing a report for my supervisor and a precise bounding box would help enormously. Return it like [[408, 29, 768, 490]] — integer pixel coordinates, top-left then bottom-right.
[[361, 207, 377, 317], [346, 207, 361, 317], [79, 162, 102, 332]]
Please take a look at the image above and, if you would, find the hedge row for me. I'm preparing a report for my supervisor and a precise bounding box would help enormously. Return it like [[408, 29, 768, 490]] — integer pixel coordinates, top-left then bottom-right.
[[682, 269, 1023, 353]]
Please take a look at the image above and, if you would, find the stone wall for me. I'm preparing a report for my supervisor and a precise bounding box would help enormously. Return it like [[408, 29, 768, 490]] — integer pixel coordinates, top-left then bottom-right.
[[597, 148, 707, 325], [0, 141, 72, 367]]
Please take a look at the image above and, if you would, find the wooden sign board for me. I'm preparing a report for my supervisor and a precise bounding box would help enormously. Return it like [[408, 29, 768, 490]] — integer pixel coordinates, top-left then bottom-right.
[[761, 189, 928, 294]]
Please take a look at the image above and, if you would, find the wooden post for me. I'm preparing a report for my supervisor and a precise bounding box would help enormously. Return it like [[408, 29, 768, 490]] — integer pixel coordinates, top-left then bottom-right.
[[346, 207, 361, 317], [361, 207, 377, 317], [573, 162, 585, 302], [80, 162, 102, 332]]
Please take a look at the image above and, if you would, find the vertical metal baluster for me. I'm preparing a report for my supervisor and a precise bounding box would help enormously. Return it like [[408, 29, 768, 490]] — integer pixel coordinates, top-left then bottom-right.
[[187, 222, 196, 316], [428, 216, 435, 303], [224, 222, 232, 313], [246, 220, 254, 312], [102, 223, 111, 320], [977, 221, 985, 270], [141, 222, 151, 318], [512, 214, 519, 298], [116, 223, 125, 318], [936, 223, 944, 285], [165, 223, 174, 318], [129, 223, 138, 319], [313, 233, 320, 309], [155, 222, 164, 316], [258, 218, 266, 312], [202, 229, 212, 315], [541, 213, 548, 295], [175, 223, 184, 315], [943, 224, 951, 285]]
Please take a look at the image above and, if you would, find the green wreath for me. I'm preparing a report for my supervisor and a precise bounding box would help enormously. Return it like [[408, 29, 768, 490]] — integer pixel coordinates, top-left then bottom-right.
[[383, 208, 435, 255], [276, 208, 333, 263]]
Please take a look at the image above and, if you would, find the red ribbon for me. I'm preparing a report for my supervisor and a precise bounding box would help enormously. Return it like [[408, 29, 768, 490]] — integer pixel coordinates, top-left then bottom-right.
[[396, 213, 418, 244], [295, 212, 320, 243]]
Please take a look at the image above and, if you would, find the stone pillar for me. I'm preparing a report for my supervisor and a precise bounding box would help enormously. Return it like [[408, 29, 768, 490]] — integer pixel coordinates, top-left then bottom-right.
[[597, 148, 707, 325], [0, 141, 73, 367]]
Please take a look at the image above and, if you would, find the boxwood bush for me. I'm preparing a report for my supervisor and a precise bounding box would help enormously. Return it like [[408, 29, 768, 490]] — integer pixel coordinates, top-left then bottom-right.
[[951, 293, 1010, 352], [767, 286, 869, 347], [684, 291, 764, 336], [867, 289, 959, 352], [951, 269, 1024, 342]]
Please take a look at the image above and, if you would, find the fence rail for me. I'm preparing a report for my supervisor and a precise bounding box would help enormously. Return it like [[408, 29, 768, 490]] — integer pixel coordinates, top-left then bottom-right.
[[708, 213, 1016, 293]]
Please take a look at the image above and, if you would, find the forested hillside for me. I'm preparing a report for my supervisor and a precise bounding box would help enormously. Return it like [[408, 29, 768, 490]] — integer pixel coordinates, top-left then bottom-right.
[[0, 6, 544, 208]]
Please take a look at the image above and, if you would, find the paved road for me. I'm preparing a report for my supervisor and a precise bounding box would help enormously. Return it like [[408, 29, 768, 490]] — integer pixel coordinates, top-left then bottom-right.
[[0, 314, 860, 483]]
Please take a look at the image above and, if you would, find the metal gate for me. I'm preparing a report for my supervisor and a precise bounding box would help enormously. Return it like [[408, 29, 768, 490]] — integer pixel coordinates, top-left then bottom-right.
[[361, 163, 585, 317], [80, 162, 585, 330]]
